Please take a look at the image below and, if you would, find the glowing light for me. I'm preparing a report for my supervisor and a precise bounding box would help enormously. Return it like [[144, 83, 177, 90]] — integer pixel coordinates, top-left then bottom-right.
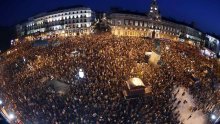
[[0, 100, 2, 105], [10, 40, 14, 45], [79, 69, 84, 78], [129, 78, 145, 87], [8, 113, 15, 120], [23, 57, 26, 62], [211, 114, 216, 120]]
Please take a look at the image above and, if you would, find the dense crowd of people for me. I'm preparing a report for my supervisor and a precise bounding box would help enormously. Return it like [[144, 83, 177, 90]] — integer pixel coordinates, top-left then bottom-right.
[[0, 33, 219, 123]]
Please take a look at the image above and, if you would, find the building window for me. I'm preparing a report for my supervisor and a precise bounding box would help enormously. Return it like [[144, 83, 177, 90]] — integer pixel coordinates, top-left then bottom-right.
[[135, 21, 138, 26], [118, 20, 122, 25], [139, 21, 143, 27], [129, 20, 133, 25], [125, 20, 129, 25]]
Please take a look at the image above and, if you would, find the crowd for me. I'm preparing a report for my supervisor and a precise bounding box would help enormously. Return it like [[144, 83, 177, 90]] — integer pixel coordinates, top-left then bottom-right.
[[0, 33, 219, 123]]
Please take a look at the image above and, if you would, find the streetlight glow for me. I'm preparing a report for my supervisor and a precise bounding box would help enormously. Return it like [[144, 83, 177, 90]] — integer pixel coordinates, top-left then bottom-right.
[[211, 114, 216, 120], [8, 113, 15, 120]]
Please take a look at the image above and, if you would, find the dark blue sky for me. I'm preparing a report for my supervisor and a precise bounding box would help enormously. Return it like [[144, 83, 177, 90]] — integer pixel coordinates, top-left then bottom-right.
[[0, 0, 220, 35]]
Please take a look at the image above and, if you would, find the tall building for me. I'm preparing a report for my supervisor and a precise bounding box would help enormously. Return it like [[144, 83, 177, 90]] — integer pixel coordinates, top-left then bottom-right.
[[109, 0, 202, 44]]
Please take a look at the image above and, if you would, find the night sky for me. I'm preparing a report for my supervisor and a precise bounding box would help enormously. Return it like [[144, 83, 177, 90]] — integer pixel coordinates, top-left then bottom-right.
[[0, 0, 220, 51]]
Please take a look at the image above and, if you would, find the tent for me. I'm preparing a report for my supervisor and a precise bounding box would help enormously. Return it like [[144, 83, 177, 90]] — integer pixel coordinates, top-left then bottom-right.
[[148, 51, 161, 66], [47, 79, 70, 94], [32, 40, 49, 47], [123, 78, 151, 99], [126, 78, 145, 90]]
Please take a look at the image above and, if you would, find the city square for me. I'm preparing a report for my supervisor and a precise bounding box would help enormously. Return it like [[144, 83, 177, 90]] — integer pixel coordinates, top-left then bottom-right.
[[0, 0, 220, 123]]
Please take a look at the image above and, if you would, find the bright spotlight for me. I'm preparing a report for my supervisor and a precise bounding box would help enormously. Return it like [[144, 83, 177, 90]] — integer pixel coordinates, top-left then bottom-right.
[[79, 69, 84, 78], [211, 114, 216, 120], [8, 113, 15, 120], [0, 100, 2, 105]]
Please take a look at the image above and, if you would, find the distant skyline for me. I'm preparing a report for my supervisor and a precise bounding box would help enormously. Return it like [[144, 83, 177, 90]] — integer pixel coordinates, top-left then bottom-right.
[[0, 0, 220, 35]]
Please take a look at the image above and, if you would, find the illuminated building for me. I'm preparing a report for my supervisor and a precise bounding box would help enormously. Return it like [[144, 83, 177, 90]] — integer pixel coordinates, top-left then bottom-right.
[[109, 0, 202, 43], [16, 6, 95, 37], [108, 0, 220, 57], [15, 1, 220, 57]]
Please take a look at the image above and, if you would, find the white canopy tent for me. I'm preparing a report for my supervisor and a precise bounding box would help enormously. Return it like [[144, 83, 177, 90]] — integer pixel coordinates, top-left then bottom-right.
[[126, 78, 145, 90]]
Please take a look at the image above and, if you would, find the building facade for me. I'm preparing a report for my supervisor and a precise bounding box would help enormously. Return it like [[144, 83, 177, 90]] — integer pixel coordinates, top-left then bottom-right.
[[109, 0, 202, 44], [16, 6, 95, 37], [107, 0, 220, 57], [15, 1, 219, 57]]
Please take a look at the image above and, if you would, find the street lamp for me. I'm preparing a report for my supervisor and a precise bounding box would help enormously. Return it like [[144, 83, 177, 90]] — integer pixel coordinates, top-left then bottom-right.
[[211, 114, 217, 120], [8, 113, 15, 120]]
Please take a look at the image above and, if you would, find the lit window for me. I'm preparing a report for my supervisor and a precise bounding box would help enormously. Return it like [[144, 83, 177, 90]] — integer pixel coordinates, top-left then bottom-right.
[[135, 21, 138, 26], [139, 21, 143, 27], [118, 21, 122, 25], [144, 22, 147, 27]]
